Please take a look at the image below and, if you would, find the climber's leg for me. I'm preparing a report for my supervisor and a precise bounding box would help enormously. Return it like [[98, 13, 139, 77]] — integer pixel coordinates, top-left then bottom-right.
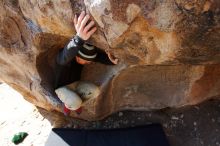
[[55, 86, 82, 115], [56, 81, 100, 115], [66, 81, 100, 102]]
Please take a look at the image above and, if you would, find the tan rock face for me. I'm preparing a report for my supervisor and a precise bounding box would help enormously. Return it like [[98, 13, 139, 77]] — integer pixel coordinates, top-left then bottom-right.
[[0, 0, 219, 121]]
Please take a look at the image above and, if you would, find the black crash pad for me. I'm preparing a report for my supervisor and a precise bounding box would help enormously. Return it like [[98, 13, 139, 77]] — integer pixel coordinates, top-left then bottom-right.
[[45, 124, 170, 146]]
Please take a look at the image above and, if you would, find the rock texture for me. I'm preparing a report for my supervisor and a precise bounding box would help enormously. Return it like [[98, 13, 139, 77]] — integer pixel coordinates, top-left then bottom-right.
[[0, 0, 220, 121]]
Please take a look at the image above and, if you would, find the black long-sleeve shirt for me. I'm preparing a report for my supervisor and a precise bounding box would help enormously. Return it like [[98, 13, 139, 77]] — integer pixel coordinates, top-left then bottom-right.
[[54, 35, 113, 89]]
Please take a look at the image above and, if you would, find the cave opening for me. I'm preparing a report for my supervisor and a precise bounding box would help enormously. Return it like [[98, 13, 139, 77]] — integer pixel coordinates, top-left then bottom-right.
[[35, 33, 116, 107], [36, 56, 83, 105]]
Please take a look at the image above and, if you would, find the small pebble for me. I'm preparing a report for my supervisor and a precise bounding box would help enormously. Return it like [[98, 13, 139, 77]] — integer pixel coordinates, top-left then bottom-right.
[[118, 112, 123, 117], [193, 122, 197, 126], [212, 118, 216, 123], [194, 127, 197, 131], [180, 114, 184, 118], [171, 116, 179, 120], [200, 140, 204, 145]]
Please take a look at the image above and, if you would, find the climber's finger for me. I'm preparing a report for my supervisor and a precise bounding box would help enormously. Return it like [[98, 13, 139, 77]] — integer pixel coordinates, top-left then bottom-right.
[[83, 21, 95, 33], [86, 27, 97, 37], [79, 14, 90, 32], [77, 11, 85, 28], [73, 14, 77, 27]]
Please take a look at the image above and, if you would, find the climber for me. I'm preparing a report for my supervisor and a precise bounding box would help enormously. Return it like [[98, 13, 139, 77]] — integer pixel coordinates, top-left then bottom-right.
[[55, 11, 118, 116]]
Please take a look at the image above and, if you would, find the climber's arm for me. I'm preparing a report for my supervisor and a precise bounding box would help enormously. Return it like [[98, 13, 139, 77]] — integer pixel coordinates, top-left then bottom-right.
[[56, 36, 84, 65], [56, 11, 97, 65]]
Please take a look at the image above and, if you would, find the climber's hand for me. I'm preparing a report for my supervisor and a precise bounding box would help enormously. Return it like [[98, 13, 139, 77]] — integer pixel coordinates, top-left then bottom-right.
[[105, 50, 119, 65], [73, 11, 97, 41]]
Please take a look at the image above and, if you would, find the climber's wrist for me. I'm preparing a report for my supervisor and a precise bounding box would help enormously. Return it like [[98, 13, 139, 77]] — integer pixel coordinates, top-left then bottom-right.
[[73, 35, 85, 46]]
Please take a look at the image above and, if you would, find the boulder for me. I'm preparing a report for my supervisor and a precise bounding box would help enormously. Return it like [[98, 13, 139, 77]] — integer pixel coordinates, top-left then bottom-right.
[[0, 0, 219, 121]]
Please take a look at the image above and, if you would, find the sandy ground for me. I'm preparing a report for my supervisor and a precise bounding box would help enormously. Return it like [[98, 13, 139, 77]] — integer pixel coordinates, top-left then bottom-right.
[[1, 83, 220, 146], [0, 83, 52, 146]]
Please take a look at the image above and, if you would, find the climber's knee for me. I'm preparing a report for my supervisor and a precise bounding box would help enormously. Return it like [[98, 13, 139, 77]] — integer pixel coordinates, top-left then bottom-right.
[[75, 81, 100, 101], [55, 87, 82, 110]]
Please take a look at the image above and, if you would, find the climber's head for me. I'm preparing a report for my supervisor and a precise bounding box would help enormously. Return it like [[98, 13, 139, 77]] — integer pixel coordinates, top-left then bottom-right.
[[76, 43, 97, 65]]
